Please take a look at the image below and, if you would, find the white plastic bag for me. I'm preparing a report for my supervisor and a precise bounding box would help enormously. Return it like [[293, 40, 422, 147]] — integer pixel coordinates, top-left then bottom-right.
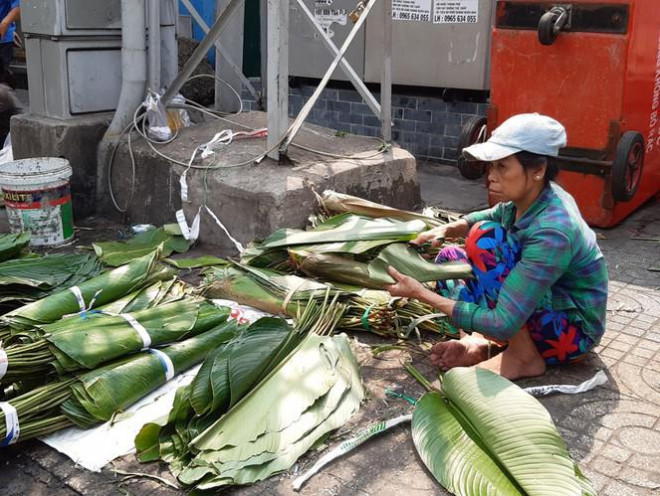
[[145, 91, 172, 142]]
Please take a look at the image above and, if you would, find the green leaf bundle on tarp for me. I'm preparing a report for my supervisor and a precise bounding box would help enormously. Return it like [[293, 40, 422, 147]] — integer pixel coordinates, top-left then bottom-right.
[[0, 253, 103, 307], [153, 333, 363, 490], [61, 324, 240, 430], [412, 367, 596, 496], [0, 325, 239, 444], [0, 232, 30, 262], [0, 251, 175, 340], [93, 225, 191, 267], [0, 299, 233, 384]]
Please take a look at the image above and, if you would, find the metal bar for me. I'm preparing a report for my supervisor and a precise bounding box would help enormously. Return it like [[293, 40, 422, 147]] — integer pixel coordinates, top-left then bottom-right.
[[280, 0, 377, 154], [179, 0, 259, 104], [381, 0, 392, 142], [215, 0, 245, 112], [259, 0, 268, 109], [267, 0, 289, 160], [147, 0, 161, 92], [163, 0, 244, 105], [294, 0, 380, 117]]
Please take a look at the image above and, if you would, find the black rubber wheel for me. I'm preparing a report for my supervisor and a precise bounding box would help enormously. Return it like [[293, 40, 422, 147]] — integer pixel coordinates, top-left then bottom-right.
[[538, 10, 560, 46], [612, 131, 644, 202], [457, 116, 488, 180]]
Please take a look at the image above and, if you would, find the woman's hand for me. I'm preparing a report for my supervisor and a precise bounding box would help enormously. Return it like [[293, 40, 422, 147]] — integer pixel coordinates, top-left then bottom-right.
[[385, 266, 427, 300], [409, 219, 470, 247]]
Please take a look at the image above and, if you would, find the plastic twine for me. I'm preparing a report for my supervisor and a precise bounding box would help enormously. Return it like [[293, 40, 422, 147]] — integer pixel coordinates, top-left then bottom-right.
[[361, 305, 374, 331], [0, 402, 19, 446]]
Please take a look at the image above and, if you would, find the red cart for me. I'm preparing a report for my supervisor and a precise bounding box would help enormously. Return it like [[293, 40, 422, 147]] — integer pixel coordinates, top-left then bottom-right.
[[464, 0, 660, 227]]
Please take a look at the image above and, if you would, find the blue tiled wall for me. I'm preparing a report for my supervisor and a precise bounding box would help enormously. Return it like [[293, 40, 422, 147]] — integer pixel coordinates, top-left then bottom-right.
[[242, 79, 487, 164]]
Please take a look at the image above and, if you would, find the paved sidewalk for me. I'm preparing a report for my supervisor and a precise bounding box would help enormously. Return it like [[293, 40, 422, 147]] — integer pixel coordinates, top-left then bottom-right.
[[1, 163, 659, 495]]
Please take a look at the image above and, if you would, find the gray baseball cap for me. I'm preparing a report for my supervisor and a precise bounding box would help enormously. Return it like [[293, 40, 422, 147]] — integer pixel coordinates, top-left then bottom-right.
[[463, 113, 567, 162]]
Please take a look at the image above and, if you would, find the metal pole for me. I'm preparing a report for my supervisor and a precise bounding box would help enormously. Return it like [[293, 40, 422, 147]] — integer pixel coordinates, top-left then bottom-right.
[[381, 0, 392, 142], [267, 0, 289, 161], [160, 0, 178, 89], [162, 0, 244, 105], [180, 0, 260, 103], [147, 0, 161, 92], [294, 0, 380, 118], [280, 0, 376, 154]]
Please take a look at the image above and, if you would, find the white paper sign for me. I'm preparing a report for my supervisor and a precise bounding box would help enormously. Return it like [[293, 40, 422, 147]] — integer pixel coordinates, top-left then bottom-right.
[[392, 0, 432, 22], [314, 8, 347, 38], [433, 0, 478, 24]]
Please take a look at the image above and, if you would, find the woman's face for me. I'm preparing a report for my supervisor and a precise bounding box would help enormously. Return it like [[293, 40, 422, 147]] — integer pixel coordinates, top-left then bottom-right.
[[487, 155, 543, 204]]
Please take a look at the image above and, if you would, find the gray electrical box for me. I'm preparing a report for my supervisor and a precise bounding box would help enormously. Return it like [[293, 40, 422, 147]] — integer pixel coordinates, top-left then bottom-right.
[[289, 0, 365, 81], [22, 0, 123, 119], [364, 0, 494, 90], [26, 37, 122, 118]]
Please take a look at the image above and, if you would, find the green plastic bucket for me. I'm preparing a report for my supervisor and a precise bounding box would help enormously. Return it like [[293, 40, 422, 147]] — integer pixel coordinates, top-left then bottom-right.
[[0, 158, 74, 247]]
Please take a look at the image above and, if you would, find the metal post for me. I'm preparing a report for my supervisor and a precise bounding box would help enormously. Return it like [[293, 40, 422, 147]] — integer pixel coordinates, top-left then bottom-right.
[[267, 0, 289, 161], [162, 0, 244, 105], [180, 0, 260, 103], [147, 0, 161, 92], [280, 0, 376, 155], [215, 0, 245, 112], [381, 0, 392, 142]]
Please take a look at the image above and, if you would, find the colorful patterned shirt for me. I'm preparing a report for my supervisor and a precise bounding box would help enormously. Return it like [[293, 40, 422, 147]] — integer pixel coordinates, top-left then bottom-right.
[[452, 182, 608, 343]]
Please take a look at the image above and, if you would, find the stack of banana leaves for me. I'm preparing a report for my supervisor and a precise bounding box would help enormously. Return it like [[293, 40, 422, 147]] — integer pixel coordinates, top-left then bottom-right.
[[92, 225, 192, 267], [0, 251, 174, 342], [241, 203, 471, 291], [0, 298, 230, 387], [0, 233, 31, 262], [0, 317, 240, 446], [0, 254, 103, 311], [203, 262, 453, 338], [412, 367, 596, 496], [135, 300, 364, 491]]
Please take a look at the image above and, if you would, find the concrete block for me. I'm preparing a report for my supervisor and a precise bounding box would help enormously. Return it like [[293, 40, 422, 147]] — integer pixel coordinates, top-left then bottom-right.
[[445, 124, 461, 138], [323, 89, 339, 101], [327, 100, 351, 113], [416, 121, 442, 134], [392, 96, 417, 110], [98, 112, 420, 254], [363, 115, 381, 128], [10, 113, 111, 219], [351, 102, 372, 115], [432, 111, 448, 125], [393, 118, 416, 132], [337, 89, 363, 102], [393, 107, 404, 119], [418, 97, 446, 112], [445, 113, 462, 126], [404, 109, 432, 122], [338, 112, 363, 125], [428, 146, 444, 159]]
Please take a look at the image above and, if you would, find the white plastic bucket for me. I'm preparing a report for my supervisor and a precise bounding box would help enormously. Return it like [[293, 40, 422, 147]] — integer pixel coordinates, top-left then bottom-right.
[[0, 158, 74, 247]]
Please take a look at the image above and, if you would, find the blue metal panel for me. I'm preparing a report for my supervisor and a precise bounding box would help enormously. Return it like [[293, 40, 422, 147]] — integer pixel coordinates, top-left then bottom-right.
[[179, 0, 216, 64]]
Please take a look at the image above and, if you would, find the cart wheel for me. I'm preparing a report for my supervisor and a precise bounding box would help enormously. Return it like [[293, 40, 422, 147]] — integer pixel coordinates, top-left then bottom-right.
[[457, 116, 488, 180], [612, 131, 644, 202], [538, 10, 560, 46]]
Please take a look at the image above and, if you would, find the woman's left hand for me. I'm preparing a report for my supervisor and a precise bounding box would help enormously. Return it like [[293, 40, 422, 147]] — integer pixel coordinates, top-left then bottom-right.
[[385, 266, 427, 299]]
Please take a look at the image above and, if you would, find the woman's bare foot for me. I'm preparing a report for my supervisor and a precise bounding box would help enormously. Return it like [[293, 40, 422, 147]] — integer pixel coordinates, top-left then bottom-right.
[[430, 335, 494, 371], [476, 328, 546, 380]]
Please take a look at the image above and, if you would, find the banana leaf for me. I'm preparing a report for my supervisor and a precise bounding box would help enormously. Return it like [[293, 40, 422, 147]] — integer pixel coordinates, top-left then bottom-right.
[[320, 190, 442, 228], [296, 243, 472, 289], [61, 324, 239, 429], [135, 316, 305, 471], [0, 251, 175, 340], [0, 324, 239, 444], [98, 278, 190, 315], [175, 333, 364, 489], [241, 214, 426, 267], [0, 232, 30, 262], [93, 226, 191, 267], [163, 256, 227, 269], [0, 254, 103, 306], [412, 367, 596, 496]]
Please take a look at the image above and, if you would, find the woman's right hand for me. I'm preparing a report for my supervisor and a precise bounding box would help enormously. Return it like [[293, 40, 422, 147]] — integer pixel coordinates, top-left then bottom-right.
[[409, 227, 447, 247]]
